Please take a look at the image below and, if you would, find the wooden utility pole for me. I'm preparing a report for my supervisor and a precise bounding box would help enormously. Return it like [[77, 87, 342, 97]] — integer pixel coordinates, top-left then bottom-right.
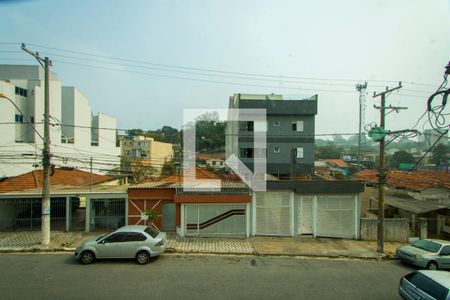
[[372, 82, 402, 253], [21, 43, 52, 245]]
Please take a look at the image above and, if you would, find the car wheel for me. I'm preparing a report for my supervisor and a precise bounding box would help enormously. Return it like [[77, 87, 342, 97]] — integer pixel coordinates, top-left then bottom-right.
[[80, 251, 95, 265], [136, 251, 150, 265], [427, 261, 438, 270]]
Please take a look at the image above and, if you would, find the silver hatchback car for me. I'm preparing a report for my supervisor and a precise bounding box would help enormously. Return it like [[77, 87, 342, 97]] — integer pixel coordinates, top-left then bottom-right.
[[75, 225, 167, 265], [396, 239, 450, 270]]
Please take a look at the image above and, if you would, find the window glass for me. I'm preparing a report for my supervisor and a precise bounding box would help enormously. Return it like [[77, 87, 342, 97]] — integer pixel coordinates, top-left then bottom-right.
[[273, 121, 280, 127], [291, 122, 296, 131], [440, 245, 450, 255], [412, 240, 442, 253], [104, 232, 126, 243], [273, 147, 280, 153], [126, 232, 147, 242], [144, 226, 160, 238], [405, 272, 448, 300], [296, 147, 304, 159]]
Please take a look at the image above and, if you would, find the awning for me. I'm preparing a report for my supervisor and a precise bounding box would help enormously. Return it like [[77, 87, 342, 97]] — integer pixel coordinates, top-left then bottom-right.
[[379, 196, 449, 214]]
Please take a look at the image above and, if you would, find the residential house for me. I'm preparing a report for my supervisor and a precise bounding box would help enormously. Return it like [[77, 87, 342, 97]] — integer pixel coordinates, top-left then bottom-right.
[[226, 93, 318, 178], [353, 169, 450, 236], [0, 168, 127, 232], [197, 153, 225, 169], [128, 166, 365, 239], [324, 159, 350, 176], [0, 65, 120, 178]]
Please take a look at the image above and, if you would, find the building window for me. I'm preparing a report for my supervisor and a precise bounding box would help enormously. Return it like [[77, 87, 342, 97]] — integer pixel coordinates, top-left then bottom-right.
[[273, 146, 280, 153], [273, 121, 280, 127], [15, 86, 28, 97], [30, 116, 34, 123], [239, 148, 254, 158], [239, 121, 254, 132], [292, 121, 304, 132], [296, 147, 304, 159], [15, 114, 24, 123]]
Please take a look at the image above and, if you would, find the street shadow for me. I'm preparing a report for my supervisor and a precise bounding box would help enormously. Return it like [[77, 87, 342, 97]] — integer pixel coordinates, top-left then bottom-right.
[[64, 255, 161, 266]]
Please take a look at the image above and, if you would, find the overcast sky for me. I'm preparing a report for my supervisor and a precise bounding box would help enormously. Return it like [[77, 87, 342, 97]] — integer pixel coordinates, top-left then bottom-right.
[[1, 0, 449, 137]]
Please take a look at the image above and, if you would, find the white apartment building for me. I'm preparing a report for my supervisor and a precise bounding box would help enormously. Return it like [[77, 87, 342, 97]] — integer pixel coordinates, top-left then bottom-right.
[[0, 65, 120, 178]]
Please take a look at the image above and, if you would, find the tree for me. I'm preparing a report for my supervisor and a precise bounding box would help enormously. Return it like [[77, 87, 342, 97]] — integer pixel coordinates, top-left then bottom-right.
[[315, 144, 342, 159], [161, 160, 176, 176], [126, 128, 144, 137], [431, 144, 449, 168], [388, 150, 414, 169]]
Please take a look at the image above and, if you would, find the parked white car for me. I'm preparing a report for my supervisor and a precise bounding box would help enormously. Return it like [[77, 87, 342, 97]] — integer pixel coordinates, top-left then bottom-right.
[[396, 239, 450, 270], [75, 225, 167, 265]]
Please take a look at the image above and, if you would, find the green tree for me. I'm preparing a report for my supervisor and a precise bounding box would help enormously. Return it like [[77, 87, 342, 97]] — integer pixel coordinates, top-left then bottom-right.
[[432, 144, 449, 168], [161, 160, 176, 176], [315, 144, 342, 159], [388, 150, 414, 169]]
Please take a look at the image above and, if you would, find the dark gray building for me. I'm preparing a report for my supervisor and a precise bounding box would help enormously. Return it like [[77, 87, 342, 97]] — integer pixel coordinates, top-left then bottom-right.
[[226, 93, 318, 178]]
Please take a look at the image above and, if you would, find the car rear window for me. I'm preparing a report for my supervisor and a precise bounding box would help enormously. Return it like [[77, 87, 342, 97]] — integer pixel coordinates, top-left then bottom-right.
[[144, 226, 160, 238], [404, 272, 449, 300]]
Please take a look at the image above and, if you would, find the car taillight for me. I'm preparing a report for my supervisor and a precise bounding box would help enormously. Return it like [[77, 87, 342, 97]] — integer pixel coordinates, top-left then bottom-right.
[[156, 240, 164, 246]]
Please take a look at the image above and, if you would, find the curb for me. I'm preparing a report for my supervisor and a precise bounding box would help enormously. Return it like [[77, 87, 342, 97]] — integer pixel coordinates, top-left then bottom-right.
[[0, 247, 396, 260]]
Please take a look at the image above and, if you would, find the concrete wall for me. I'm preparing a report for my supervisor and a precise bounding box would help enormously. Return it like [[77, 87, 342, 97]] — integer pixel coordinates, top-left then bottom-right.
[[360, 218, 409, 242]]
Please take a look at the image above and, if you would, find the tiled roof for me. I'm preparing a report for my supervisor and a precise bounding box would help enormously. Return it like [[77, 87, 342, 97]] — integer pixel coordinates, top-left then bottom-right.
[[0, 168, 113, 193], [160, 167, 225, 182], [353, 169, 450, 191], [197, 153, 225, 160], [129, 181, 248, 190], [325, 159, 349, 168]]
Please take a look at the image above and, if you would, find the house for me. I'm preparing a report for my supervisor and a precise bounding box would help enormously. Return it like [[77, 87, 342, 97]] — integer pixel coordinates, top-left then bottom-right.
[[324, 159, 350, 176], [226, 93, 318, 178], [197, 153, 225, 169], [127, 167, 250, 237], [353, 169, 450, 236], [120, 135, 173, 173], [127, 165, 365, 239], [0, 65, 120, 178], [252, 180, 364, 238], [0, 168, 127, 232]]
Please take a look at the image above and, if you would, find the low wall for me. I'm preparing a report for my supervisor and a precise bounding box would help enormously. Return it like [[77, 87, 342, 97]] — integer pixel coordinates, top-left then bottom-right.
[[360, 218, 409, 242]]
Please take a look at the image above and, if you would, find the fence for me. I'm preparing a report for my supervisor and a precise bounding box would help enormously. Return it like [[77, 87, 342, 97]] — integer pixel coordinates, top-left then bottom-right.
[[360, 218, 410, 242], [90, 199, 126, 232]]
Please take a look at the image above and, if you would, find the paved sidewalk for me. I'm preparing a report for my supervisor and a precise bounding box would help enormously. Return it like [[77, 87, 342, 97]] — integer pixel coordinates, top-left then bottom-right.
[[0, 231, 404, 259], [250, 236, 402, 259]]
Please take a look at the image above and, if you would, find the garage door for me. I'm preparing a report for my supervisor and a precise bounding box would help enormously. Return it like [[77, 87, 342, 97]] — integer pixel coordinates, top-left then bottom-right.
[[184, 204, 246, 237], [255, 192, 291, 236], [316, 195, 355, 238]]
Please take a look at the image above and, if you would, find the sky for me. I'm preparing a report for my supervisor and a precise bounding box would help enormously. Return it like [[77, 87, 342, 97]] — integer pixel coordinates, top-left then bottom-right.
[[0, 0, 449, 138]]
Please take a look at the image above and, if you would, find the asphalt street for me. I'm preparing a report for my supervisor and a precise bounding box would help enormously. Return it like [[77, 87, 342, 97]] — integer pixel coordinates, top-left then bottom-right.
[[0, 253, 415, 300]]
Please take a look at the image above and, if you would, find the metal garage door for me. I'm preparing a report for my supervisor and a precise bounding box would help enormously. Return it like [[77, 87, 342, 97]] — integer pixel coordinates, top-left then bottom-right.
[[255, 192, 291, 236], [316, 195, 355, 238], [184, 204, 246, 237]]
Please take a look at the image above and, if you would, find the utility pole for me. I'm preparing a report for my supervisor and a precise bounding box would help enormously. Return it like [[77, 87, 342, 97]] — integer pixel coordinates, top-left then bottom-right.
[[21, 43, 52, 246], [372, 82, 402, 253], [356, 82, 368, 171]]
